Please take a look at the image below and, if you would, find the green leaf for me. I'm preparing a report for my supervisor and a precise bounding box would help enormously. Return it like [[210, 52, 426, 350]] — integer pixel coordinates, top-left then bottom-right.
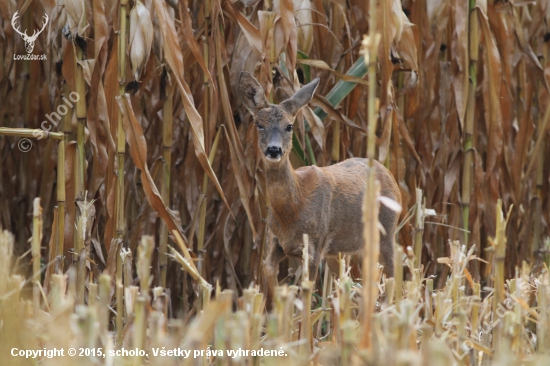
[[312, 55, 367, 125], [297, 51, 311, 81], [293, 56, 367, 165]]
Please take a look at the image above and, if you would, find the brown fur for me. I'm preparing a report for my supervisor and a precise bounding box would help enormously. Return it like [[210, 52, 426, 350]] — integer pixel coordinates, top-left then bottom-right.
[[238, 72, 402, 292]]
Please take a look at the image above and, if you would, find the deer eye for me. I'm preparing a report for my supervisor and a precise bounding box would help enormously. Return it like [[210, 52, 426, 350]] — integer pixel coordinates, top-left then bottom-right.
[[285, 125, 293, 132], [256, 124, 265, 131]]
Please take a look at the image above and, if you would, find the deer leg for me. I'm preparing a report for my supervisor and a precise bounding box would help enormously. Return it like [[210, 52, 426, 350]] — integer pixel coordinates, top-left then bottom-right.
[[307, 250, 322, 283], [263, 238, 286, 291], [379, 204, 397, 277], [326, 257, 341, 277]]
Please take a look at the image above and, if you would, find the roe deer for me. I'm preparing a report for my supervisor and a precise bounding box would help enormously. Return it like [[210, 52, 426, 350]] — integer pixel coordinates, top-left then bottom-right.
[[238, 72, 402, 291]]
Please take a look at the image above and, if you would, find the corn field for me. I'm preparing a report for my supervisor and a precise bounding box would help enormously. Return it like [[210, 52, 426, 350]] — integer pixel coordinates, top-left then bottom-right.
[[1, 0, 550, 365]]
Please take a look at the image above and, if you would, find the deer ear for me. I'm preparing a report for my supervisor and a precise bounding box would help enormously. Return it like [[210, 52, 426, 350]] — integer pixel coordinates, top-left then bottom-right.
[[280, 78, 320, 116], [238, 72, 269, 116]]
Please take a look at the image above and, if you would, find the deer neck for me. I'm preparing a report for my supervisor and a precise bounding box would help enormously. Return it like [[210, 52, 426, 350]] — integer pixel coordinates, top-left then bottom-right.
[[265, 157, 301, 219]]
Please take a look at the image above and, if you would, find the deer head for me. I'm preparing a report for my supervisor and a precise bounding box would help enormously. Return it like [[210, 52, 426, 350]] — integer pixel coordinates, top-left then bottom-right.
[[238, 72, 319, 163], [12, 11, 49, 54]]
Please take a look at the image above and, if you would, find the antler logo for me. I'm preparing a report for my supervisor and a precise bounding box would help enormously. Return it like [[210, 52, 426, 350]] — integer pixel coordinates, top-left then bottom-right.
[[11, 11, 48, 54]]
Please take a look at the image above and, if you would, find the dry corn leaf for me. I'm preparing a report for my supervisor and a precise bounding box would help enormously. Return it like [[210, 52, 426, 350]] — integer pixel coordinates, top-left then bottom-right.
[[311, 94, 367, 134], [478, 6, 503, 236], [302, 105, 325, 149], [92, 0, 109, 73], [116, 94, 185, 238], [377, 0, 396, 108], [213, 17, 257, 238], [297, 59, 369, 85], [451, 0, 469, 129], [512, 7, 546, 87], [64, 0, 86, 36], [180, 0, 214, 85], [153, 0, 232, 215], [275, 0, 298, 71], [223, 1, 264, 57]]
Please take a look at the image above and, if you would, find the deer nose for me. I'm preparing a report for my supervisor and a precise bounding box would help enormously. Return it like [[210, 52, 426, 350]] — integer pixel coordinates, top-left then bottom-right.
[[265, 146, 282, 159]]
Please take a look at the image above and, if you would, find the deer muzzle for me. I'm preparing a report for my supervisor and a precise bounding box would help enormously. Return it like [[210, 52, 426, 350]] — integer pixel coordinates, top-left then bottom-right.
[[265, 146, 283, 162]]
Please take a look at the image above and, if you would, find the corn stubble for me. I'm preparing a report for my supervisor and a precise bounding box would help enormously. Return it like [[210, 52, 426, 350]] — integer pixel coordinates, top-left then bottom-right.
[[0, 0, 549, 365]]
